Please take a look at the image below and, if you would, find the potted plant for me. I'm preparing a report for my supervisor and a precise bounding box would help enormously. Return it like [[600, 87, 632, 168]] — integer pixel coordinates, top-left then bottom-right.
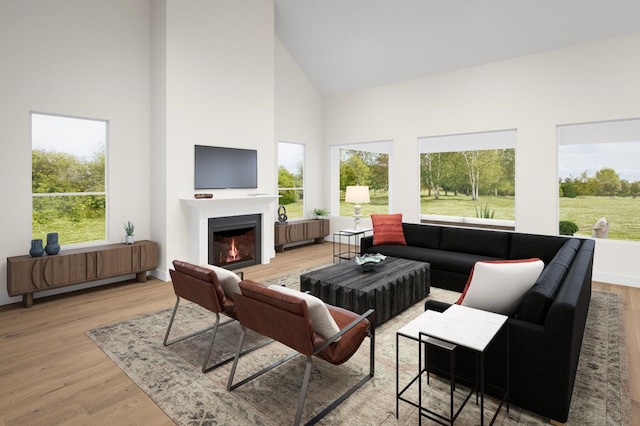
[[559, 220, 579, 236], [124, 221, 135, 244], [312, 208, 330, 219]]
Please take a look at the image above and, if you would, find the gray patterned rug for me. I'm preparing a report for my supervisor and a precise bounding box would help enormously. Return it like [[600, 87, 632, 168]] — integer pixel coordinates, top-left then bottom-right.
[[87, 270, 631, 425]]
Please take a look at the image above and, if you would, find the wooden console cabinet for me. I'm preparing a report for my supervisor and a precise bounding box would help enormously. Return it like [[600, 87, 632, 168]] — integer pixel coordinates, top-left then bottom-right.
[[275, 219, 329, 252], [7, 240, 158, 308]]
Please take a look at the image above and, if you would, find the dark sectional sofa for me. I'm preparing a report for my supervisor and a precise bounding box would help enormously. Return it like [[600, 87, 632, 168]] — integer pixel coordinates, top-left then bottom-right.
[[360, 222, 595, 423]]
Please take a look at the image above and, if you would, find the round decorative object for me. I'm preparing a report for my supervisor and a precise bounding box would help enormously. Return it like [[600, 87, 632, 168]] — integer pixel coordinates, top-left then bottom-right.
[[355, 253, 386, 272], [277, 205, 288, 224], [29, 239, 45, 257], [45, 232, 60, 255]]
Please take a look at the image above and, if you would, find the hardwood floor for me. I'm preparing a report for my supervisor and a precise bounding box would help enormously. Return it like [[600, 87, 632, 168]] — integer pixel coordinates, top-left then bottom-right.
[[0, 242, 638, 425]]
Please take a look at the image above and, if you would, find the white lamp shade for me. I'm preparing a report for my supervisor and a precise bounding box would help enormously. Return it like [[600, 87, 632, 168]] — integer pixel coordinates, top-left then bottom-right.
[[345, 186, 370, 204]]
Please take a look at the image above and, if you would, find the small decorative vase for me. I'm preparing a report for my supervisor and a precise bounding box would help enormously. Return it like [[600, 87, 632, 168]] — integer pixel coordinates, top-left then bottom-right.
[[29, 239, 45, 257], [125, 235, 135, 244], [45, 232, 60, 255]]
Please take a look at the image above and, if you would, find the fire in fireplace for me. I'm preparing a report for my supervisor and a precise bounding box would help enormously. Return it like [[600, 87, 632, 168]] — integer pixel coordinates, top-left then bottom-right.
[[208, 214, 261, 270]]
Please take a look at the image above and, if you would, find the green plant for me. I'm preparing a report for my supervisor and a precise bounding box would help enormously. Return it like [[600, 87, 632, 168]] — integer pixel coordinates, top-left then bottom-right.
[[124, 221, 135, 236], [475, 204, 495, 219], [313, 207, 329, 216], [559, 220, 579, 236]]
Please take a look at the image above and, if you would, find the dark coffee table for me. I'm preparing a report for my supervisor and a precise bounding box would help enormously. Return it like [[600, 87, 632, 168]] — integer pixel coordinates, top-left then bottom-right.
[[300, 257, 430, 326]]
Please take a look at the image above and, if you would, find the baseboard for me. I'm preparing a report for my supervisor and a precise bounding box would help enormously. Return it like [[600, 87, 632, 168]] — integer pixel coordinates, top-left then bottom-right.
[[592, 271, 640, 288]]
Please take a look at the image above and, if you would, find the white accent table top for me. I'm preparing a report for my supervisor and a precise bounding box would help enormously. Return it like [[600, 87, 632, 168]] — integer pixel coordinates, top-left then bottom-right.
[[397, 304, 508, 352], [336, 228, 373, 235]]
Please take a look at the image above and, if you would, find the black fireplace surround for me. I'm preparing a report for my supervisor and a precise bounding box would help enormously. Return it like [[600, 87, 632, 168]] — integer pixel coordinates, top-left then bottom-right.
[[208, 214, 261, 270]]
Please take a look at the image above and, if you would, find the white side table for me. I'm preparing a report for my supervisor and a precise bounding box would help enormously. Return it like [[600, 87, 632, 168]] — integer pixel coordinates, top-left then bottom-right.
[[332, 228, 373, 262], [396, 305, 509, 425]]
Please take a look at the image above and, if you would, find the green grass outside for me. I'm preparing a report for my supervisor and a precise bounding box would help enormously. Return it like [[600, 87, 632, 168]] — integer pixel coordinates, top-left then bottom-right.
[[560, 196, 640, 241], [33, 217, 106, 246], [281, 192, 640, 242]]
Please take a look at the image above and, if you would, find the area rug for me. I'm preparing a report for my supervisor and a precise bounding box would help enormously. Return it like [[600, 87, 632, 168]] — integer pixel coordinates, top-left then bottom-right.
[[87, 269, 631, 425]]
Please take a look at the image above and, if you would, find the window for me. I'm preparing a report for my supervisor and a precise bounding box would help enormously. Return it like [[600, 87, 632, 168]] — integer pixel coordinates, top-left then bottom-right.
[[558, 119, 640, 241], [419, 130, 516, 223], [32, 113, 107, 245], [277, 141, 305, 219], [330, 141, 391, 218]]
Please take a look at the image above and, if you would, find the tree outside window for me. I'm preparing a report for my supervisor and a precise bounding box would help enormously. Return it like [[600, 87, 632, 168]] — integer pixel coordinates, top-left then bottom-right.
[[419, 130, 516, 222], [277, 141, 304, 219], [32, 113, 107, 245], [558, 119, 640, 241], [339, 149, 389, 216]]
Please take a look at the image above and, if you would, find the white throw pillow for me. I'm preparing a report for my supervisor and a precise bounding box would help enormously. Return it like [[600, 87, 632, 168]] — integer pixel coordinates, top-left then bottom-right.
[[200, 264, 241, 298], [459, 259, 544, 316], [269, 285, 341, 341]]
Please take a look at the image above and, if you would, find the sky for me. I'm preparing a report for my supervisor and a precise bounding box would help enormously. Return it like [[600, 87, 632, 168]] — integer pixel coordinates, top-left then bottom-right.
[[558, 142, 640, 182], [278, 141, 304, 172], [31, 113, 106, 161]]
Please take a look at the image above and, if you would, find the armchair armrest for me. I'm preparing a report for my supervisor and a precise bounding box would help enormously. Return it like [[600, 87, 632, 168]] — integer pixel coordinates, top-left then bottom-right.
[[314, 308, 375, 354]]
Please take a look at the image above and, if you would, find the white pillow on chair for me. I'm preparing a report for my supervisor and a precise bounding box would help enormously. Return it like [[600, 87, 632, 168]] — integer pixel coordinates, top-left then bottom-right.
[[268, 285, 341, 341], [201, 264, 241, 298]]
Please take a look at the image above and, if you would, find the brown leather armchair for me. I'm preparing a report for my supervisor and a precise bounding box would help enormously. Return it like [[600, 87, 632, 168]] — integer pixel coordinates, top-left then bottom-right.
[[227, 279, 375, 425], [164, 260, 268, 372]]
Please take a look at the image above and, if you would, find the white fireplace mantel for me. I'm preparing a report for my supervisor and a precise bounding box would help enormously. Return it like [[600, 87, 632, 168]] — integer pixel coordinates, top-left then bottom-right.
[[181, 195, 279, 266]]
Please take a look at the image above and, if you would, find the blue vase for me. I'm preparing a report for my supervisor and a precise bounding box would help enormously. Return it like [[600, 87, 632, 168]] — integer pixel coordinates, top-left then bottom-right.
[[29, 239, 45, 257], [45, 232, 60, 255]]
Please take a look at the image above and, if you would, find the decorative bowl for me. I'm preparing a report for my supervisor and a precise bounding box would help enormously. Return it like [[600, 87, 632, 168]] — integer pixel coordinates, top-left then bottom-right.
[[355, 253, 386, 272]]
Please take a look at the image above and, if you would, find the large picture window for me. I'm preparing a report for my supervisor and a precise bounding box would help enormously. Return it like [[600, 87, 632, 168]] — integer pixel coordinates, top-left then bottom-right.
[[277, 141, 305, 219], [419, 130, 516, 224], [32, 113, 107, 245], [331, 141, 391, 218], [558, 119, 640, 241]]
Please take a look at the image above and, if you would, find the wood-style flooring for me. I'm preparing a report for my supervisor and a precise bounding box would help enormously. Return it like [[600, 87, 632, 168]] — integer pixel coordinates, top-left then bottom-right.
[[0, 242, 638, 425]]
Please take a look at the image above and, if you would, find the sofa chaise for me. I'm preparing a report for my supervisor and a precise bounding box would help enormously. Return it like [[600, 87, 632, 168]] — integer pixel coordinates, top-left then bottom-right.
[[360, 221, 595, 423]]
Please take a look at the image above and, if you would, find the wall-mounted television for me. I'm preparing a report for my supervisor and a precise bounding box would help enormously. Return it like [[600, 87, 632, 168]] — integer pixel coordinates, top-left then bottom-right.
[[194, 145, 258, 189]]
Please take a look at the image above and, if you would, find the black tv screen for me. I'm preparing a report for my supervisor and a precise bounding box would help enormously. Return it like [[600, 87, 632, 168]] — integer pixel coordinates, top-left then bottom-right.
[[194, 145, 258, 189]]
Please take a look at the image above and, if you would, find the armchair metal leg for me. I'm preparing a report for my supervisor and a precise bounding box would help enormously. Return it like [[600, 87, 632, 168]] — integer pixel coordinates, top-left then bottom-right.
[[227, 326, 375, 426], [164, 296, 267, 373], [304, 329, 375, 425], [295, 357, 313, 426], [228, 326, 298, 391]]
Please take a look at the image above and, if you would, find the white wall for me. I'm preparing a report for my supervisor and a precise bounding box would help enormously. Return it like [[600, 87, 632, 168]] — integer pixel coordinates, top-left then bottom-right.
[[324, 33, 640, 287], [275, 38, 325, 217], [155, 0, 276, 276], [0, 0, 152, 306]]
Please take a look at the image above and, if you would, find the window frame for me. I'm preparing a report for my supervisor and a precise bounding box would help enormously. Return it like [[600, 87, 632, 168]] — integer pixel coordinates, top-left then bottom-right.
[[277, 141, 305, 220], [31, 111, 109, 247], [418, 129, 517, 229]]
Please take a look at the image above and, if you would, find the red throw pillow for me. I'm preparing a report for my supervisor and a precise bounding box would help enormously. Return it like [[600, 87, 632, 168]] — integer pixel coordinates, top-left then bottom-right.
[[371, 213, 407, 246]]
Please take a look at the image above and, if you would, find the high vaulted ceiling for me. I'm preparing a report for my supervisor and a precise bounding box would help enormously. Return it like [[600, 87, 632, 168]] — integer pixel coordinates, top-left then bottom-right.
[[275, 0, 640, 96]]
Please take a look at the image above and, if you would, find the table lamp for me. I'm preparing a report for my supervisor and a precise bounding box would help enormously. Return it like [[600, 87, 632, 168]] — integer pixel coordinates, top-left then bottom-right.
[[345, 185, 370, 230]]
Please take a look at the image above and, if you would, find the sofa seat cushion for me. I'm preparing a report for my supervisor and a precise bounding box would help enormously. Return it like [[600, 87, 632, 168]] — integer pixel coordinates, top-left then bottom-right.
[[365, 245, 500, 275], [517, 238, 582, 324]]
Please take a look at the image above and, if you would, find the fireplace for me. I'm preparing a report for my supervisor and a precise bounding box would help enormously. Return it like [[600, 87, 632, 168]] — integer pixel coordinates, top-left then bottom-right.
[[208, 214, 261, 270]]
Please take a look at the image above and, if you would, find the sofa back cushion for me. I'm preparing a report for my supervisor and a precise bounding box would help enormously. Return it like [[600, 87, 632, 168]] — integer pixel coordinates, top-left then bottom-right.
[[402, 223, 441, 249], [439, 227, 510, 258], [517, 238, 582, 324], [509, 233, 568, 264]]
